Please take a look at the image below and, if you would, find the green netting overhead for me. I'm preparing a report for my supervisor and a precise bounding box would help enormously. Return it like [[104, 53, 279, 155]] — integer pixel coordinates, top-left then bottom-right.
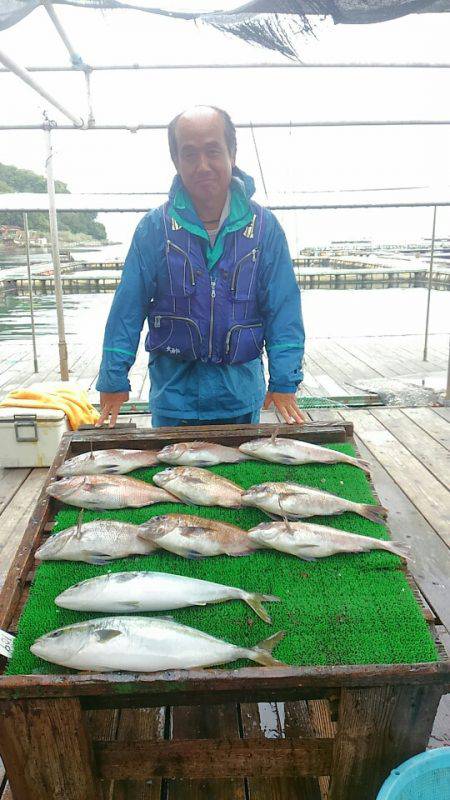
[[7, 442, 438, 676]]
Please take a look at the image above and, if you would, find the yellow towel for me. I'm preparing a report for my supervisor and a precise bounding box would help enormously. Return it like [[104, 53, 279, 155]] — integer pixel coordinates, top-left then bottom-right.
[[0, 388, 100, 431]]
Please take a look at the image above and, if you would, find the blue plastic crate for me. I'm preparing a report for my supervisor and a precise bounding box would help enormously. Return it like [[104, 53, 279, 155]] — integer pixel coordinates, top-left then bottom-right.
[[377, 748, 450, 800]]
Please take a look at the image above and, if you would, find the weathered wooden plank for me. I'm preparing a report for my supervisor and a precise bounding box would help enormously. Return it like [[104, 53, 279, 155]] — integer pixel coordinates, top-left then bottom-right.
[[329, 684, 444, 800], [341, 409, 450, 547], [96, 738, 333, 781], [241, 701, 322, 800], [112, 708, 165, 800], [402, 407, 450, 449], [0, 434, 72, 630], [86, 709, 119, 800], [0, 467, 31, 515], [370, 407, 450, 487], [0, 468, 47, 590], [167, 704, 245, 800], [434, 406, 450, 422], [1, 660, 449, 705], [0, 697, 101, 800]]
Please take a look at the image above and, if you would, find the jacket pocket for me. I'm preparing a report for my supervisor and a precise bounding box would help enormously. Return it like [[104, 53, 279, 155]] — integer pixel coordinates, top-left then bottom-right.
[[166, 241, 196, 297], [230, 248, 260, 301], [147, 314, 201, 361], [225, 322, 264, 365]]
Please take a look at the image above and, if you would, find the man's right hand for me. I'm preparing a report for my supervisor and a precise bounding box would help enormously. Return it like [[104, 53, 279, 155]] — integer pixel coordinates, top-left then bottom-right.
[[96, 391, 129, 428]]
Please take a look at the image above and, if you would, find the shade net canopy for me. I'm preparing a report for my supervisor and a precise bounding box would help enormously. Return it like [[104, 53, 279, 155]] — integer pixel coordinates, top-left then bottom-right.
[[1, 1, 450, 58]]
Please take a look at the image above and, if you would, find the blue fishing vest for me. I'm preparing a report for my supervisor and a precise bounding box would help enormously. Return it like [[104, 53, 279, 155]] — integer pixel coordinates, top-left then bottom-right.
[[145, 201, 265, 365]]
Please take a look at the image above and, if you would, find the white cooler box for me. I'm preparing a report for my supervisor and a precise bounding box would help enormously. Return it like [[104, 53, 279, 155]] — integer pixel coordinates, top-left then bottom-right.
[[0, 407, 71, 467]]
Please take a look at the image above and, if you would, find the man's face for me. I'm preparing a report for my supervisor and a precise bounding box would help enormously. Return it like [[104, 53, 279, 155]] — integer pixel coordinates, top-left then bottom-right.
[[174, 109, 235, 208]]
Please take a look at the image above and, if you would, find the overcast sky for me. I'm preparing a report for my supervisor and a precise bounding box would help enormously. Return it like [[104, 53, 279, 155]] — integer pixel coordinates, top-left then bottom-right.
[[1, 3, 450, 249]]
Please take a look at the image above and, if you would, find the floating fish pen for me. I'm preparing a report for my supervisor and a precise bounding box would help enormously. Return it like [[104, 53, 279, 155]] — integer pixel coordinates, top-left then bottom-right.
[[2, 264, 450, 299], [0, 421, 449, 800], [293, 265, 450, 290]]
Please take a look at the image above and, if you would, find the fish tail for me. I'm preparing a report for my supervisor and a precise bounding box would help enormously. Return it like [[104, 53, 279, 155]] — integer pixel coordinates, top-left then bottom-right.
[[382, 541, 411, 561], [352, 457, 371, 475], [250, 631, 287, 666], [136, 524, 159, 542], [244, 593, 281, 624], [358, 503, 388, 524]]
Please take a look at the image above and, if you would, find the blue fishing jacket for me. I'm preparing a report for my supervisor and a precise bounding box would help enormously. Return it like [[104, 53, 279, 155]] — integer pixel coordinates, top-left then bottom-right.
[[96, 167, 305, 419]]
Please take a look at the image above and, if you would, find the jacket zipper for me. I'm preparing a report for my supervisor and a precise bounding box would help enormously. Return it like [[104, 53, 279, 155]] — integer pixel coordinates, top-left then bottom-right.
[[231, 248, 258, 293], [208, 279, 216, 359], [154, 314, 201, 340], [225, 322, 263, 354], [166, 240, 195, 287]]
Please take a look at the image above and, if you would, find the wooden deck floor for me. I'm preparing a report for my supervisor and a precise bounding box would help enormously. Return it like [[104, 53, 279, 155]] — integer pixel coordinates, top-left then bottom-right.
[[1, 332, 449, 402], [0, 405, 448, 798]]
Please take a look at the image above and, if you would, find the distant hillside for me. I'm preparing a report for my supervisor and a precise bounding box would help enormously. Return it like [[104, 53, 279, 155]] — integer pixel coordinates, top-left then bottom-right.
[[0, 163, 106, 241]]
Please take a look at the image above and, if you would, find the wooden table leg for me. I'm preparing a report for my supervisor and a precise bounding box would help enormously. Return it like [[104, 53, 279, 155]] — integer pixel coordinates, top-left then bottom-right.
[[0, 697, 101, 800], [329, 685, 444, 800]]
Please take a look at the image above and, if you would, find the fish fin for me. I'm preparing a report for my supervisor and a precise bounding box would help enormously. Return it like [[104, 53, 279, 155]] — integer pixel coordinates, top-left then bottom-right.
[[383, 541, 411, 561], [351, 457, 371, 475], [183, 476, 204, 485], [90, 440, 95, 460], [76, 509, 84, 539], [86, 553, 115, 565], [222, 542, 255, 557], [178, 526, 209, 538], [270, 426, 280, 445], [251, 630, 287, 666], [120, 601, 141, 610], [95, 629, 122, 643], [281, 515, 294, 533], [359, 504, 388, 524], [186, 550, 206, 560], [245, 593, 281, 624], [298, 555, 317, 562], [100, 465, 122, 474]]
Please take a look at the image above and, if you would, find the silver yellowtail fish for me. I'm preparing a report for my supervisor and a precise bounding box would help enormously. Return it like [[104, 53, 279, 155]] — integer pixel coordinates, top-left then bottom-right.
[[57, 448, 159, 477], [35, 519, 158, 564], [157, 441, 250, 467], [153, 467, 243, 508], [242, 482, 387, 524], [30, 617, 286, 672], [55, 571, 280, 623], [138, 514, 260, 558], [239, 435, 370, 474], [46, 475, 177, 510], [248, 520, 409, 561]]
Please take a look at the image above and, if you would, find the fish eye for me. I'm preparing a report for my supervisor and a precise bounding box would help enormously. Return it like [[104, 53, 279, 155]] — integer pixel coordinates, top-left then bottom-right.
[[49, 630, 64, 638]]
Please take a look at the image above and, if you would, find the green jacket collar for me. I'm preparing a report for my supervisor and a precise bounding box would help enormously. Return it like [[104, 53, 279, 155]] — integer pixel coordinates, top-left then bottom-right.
[[167, 169, 254, 270]]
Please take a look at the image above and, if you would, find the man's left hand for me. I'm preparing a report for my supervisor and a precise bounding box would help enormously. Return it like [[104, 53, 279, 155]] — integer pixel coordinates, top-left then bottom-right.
[[263, 392, 306, 425]]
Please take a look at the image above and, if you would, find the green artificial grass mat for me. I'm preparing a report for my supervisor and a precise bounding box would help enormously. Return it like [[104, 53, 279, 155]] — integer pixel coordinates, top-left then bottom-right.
[[7, 443, 438, 675]]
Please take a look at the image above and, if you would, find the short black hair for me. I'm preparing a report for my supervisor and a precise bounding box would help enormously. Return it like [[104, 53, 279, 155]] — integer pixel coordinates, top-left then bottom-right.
[[168, 106, 237, 163]]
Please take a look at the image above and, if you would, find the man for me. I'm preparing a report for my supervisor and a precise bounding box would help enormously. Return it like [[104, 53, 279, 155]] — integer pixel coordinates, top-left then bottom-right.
[[96, 106, 305, 427]]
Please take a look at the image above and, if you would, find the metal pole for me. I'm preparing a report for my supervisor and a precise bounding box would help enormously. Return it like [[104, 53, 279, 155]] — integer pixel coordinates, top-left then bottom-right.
[[45, 124, 69, 381], [4, 118, 450, 132], [2, 61, 450, 73], [446, 337, 450, 404], [0, 48, 83, 127], [23, 213, 39, 374], [423, 205, 437, 362], [42, 1, 83, 67]]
